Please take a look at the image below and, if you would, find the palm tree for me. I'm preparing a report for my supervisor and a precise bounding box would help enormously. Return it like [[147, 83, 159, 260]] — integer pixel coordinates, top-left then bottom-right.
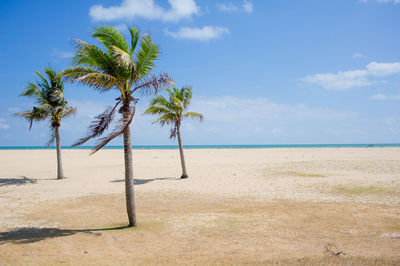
[[61, 25, 173, 227], [15, 67, 76, 180], [144, 87, 203, 179]]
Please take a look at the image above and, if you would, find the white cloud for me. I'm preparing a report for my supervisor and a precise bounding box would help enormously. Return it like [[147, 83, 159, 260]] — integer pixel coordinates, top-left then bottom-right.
[[366, 62, 400, 76], [217, 0, 253, 13], [304, 62, 400, 90], [352, 53, 365, 59], [243, 0, 253, 13], [370, 93, 400, 100], [0, 118, 10, 129], [129, 95, 363, 145], [89, 0, 199, 22], [303, 70, 370, 90], [164, 26, 229, 41]]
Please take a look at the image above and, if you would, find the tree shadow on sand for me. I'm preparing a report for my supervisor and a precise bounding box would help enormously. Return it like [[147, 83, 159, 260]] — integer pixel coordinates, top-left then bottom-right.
[[111, 177, 175, 185], [0, 176, 37, 187], [0, 226, 129, 245]]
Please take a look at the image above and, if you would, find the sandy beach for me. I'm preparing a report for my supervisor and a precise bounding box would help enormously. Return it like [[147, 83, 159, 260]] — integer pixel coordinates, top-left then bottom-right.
[[1, 147, 400, 264]]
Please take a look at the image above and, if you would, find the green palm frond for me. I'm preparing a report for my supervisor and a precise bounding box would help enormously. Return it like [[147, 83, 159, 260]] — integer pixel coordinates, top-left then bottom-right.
[[134, 35, 159, 80], [34, 70, 51, 90], [62, 66, 120, 92], [129, 27, 140, 56], [144, 105, 173, 116], [144, 87, 203, 139], [93, 25, 130, 53], [62, 25, 172, 152], [17, 67, 76, 133], [153, 113, 177, 127], [148, 94, 175, 111], [72, 39, 121, 78]]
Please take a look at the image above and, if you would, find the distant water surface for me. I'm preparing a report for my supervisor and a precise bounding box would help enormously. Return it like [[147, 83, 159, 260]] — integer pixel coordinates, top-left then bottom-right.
[[0, 144, 399, 150]]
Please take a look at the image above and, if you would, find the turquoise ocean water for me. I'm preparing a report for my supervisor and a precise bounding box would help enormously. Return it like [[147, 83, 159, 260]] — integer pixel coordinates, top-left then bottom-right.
[[0, 144, 399, 150]]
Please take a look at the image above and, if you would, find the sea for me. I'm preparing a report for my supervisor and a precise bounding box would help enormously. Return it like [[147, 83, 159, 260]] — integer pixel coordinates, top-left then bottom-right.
[[0, 144, 399, 150]]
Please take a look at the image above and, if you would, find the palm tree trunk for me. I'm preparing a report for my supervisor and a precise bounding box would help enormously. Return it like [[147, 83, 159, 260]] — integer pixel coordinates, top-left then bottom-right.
[[55, 126, 64, 180], [123, 102, 137, 227], [177, 124, 188, 179]]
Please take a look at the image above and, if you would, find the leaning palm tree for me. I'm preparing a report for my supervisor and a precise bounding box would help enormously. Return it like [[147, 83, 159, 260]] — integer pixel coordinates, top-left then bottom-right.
[[61, 25, 173, 227], [15, 67, 76, 180], [144, 87, 203, 179]]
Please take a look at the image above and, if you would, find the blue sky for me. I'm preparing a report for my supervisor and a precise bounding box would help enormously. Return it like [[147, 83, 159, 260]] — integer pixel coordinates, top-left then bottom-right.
[[0, 0, 399, 146]]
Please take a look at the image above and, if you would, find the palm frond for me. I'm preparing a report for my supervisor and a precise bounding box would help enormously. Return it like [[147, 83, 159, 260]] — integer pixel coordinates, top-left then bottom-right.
[[133, 73, 174, 96], [15, 107, 49, 130], [91, 104, 136, 154], [72, 100, 121, 147], [111, 45, 134, 69], [183, 111, 204, 122], [129, 27, 140, 56], [45, 128, 56, 147], [169, 125, 177, 139], [153, 113, 177, 127], [61, 106, 77, 118], [181, 87, 193, 109], [143, 105, 172, 116], [62, 66, 120, 92], [72, 39, 124, 77], [92, 25, 130, 53], [134, 35, 159, 81], [34, 70, 51, 91], [148, 94, 175, 111]]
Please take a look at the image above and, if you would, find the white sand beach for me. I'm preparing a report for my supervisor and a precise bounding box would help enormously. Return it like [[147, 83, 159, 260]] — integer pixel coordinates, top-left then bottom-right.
[[0, 147, 399, 264]]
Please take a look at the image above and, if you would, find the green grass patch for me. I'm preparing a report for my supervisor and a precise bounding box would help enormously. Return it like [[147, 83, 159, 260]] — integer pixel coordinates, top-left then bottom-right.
[[332, 185, 390, 195], [286, 171, 326, 178]]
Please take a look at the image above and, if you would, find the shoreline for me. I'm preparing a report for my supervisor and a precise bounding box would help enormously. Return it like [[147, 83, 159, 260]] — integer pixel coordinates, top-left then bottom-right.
[[0, 143, 400, 150]]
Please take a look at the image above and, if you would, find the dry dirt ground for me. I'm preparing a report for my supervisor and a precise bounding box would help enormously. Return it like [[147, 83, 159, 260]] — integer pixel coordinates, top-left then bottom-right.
[[0, 148, 399, 265]]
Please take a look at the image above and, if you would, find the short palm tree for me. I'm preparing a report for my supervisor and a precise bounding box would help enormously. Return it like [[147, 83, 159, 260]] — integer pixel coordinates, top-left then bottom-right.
[[15, 67, 76, 180], [144, 87, 203, 179], [62, 25, 173, 227]]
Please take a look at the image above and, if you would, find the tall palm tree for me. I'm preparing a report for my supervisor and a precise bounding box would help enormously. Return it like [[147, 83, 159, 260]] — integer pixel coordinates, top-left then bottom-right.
[[61, 25, 173, 227], [144, 87, 203, 179], [15, 67, 76, 180]]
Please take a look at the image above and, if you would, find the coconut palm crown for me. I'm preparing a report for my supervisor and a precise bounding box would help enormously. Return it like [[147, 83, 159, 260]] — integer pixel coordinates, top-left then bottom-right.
[[15, 67, 76, 179], [144, 87, 203, 179], [61, 25, 173, 226], [62, 25, 173, 152]]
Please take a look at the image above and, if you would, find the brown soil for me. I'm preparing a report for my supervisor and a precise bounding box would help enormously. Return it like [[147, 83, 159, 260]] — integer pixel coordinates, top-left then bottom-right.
[[1, 191, 399, 265]]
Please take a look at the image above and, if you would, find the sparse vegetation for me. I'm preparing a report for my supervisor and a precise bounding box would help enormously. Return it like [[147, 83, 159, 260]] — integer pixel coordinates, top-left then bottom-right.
[[286, 171, 326, 178], [332, 185, 391, 195], [1, 192, 400, 264]]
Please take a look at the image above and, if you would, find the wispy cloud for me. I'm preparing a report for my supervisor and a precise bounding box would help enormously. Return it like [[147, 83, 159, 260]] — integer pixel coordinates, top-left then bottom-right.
[[217, 0, 253, 13], [89, 0, 199, 22], [0, 118, 10, 130], [352, 53, 365, 59], [7, 107, 20, 113], [114, 23, 129, 33], [164, 26, 229, 41], [52, 48, 74, 59], [303, 62, 400, 90], [370, 93, 400, 100]]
